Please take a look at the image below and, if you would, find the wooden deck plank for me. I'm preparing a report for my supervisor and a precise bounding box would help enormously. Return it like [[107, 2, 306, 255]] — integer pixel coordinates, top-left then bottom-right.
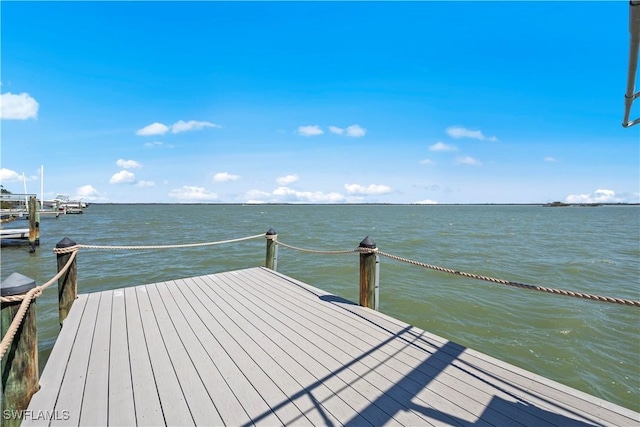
[[22, 294, 88, 427], [124, 286, 165, 426], [79, 291, 112, 426], [26, 267, 639, 427], [50, 292, 101, 426], [162, 278, 283, 426], [145, 282, 224, 426], [135, 285, 195, 426], [108, 288, 137, 426]]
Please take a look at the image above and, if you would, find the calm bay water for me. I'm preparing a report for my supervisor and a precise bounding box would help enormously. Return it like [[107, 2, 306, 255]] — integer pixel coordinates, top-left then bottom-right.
[[1, 204, 639, 412]]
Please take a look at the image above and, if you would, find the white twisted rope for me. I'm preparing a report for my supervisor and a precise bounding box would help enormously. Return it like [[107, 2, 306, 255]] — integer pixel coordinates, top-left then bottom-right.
[[53, 233, 266, 253], [372, 249, 640, 307], [0, 250, 78, 359], [276, 240, 358, 255]]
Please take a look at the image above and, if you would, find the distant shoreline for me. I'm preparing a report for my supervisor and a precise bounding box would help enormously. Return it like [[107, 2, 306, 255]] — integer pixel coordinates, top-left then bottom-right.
[[88, 202, 640, 206]]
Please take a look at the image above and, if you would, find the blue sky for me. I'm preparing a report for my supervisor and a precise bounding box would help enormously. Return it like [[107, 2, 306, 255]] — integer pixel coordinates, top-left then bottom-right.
[[1, 1, 638, 204]]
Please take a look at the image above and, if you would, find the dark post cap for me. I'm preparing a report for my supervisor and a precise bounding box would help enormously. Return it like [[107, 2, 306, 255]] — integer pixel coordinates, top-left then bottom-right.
[[359, 236, 377, 249], [1, 273, 36, 297], [266, 228, 277, 236], [56, 237, 77, 248]]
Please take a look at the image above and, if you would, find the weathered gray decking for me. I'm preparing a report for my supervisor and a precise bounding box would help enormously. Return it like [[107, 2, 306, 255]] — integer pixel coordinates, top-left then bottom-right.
[[25, 267, 638, 426]]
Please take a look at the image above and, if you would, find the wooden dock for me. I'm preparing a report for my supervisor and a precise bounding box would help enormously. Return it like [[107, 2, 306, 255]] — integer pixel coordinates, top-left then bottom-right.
[[0, 229, 30, 240], [23, 267, 639, 426]]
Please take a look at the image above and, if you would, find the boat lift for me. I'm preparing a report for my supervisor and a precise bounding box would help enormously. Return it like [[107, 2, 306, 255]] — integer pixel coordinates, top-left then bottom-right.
[[623, 1, 640, 127]]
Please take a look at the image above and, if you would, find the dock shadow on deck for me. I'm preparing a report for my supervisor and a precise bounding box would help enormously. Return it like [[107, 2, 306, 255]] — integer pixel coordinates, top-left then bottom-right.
[[24, 267, 639, 426]]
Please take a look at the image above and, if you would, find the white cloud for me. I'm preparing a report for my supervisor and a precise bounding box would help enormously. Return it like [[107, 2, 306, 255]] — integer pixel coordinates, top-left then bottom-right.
[[455, 156, 482, 165], [244, 189, 271, 200], [565, 189, 638, 204], [0, 92, 39, 120], [243, 187, 345, 203], [346, 124, 366, 138], [276, 174, 299, 185], [75, 185, 105, 201], [446, 126, 498, 141], [544, 156, 557, 162], [136, 122, 170, 136], [171, 120, 220, 134], [213, 172, 240, 182], [429, 142, 457, 152], [144, 141, 164, 148], [344, 183, 392, 195], [297, 125, 323, 137], [303, 191, 345, 203], [168, 186, 218, 201], [116, 159, 142, 169], [414, 199, 438, 205], [0, 168, 21, 181], [419, 158, 434, 165], [137, 120, 220, 136], [136, 180, 155, 187], [272, 186, 297, 197], [109, 170, 136, 184], [329, 126, 344, 135]]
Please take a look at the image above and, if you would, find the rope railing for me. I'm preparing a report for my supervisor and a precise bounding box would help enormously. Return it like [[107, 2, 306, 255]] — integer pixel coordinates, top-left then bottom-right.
[[0, 250, 77, 359], [275, 240, 358, 255], [275, 239, 640, 307], [52, 232, 266, 253]]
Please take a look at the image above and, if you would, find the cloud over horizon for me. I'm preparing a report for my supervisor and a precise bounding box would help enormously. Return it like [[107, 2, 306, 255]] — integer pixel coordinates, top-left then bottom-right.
[[213, 172, 240, 182], [297, 125, 324, 137], [0, 168, 21, 181], [429, 142, 457, 152], [109, 170, 136, 184], [455, 156, 482, 166], [116, 159, 142, 169], [565, 189, 639, 204], [0, 92, 39, 120], [136, 120, 220, 136], [300, 124, 366, 138], [168, 185, 218, 201], [344, 183, 392, 195], [446, 126, 498, 142], [276, 174, 299, 186]]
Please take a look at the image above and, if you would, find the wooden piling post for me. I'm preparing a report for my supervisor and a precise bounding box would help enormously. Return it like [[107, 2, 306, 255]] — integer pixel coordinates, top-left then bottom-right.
[[359, 236, 377, 310], [265, 228, 278, 271], [28, 196, 37, 253], [35, 199, 41, 246], [56, 237, 78, 326], [1, 273, 39, 426]]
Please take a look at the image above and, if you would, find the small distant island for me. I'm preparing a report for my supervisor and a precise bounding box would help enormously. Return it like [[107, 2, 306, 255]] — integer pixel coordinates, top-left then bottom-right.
[[543, 201, 602, 207]]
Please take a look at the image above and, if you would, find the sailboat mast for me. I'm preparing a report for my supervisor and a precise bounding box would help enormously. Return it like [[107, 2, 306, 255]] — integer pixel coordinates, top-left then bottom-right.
[[23, 172, 28, 206], [40, 165, 44, 209]]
